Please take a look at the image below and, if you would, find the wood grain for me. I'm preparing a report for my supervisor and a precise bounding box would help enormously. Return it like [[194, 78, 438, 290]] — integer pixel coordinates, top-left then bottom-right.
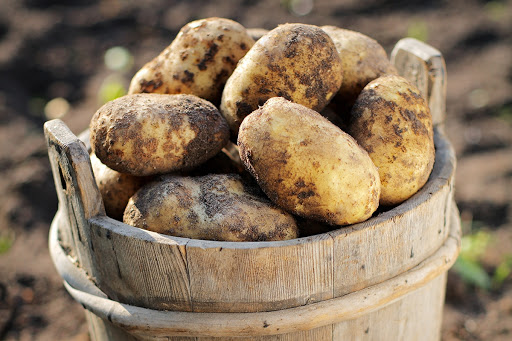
[[51, 204, 460, 338]]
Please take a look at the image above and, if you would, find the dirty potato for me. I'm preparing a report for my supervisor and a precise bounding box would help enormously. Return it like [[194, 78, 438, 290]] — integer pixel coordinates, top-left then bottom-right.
[[220, 23, 343, 135], [128, 17, 255, 104], [349, 74, 435, 206], [238, 97, 381, 226], [246, 27, 269, 41], [123, 174, 299, 241], [90, 93, 229, 176], [322, 26, 398, 117], [90, 153, 148, 220]]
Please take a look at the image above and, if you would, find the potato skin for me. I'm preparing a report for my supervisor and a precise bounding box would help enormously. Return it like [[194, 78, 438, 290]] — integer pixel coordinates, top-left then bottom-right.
[[128, 17, 255, 104], [221, 23, 343, 135], [123, 174, 299, 241], [90, 153, 148, 220], [246, 28, 269, 41], [238, 97, 381, 226], [322, 26, 398, 117], [90, 93, 229, 176], [349, 74, 435, 206]]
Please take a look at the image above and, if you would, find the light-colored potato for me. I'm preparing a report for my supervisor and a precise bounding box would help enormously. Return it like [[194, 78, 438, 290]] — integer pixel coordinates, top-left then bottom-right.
[[221, 23, 343, 135], [349, 74, 435, 206], [322, 26, 398, 116], [90, 93, 229, 176], [123, 174, 299, 241], [246, 27, 269, 41], [128, 17, 255, 104], [238, 97, 381, 226], [90, 153, 148, 220]]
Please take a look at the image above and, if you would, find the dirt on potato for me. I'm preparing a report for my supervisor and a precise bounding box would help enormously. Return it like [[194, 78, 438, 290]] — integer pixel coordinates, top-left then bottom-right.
[[0, 1, 511, 340]]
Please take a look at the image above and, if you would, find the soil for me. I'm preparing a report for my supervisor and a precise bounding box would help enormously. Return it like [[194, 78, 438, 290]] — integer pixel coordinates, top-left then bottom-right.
[[0, 0, 511, 340]]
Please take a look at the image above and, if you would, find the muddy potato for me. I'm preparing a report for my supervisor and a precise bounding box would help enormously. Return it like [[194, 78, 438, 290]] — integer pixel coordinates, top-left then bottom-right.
[[246, 27, 269, 41], [128, 17, 255, 104], [349, 74, 435, 206], [90, 153, 148, 220], [123, 174, 299, 241], [322, 26, 398, 116], [221, 23, 343, 135], [181, 142, 247, 176], [90, 93, 229, 176], [238, 97, 381, 226]]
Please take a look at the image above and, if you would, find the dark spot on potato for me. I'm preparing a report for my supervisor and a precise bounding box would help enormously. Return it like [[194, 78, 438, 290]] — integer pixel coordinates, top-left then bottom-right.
[[235, 101, 254, 118], [392, 124, 405, 138], [222, 55, 234, 65], [182, 70, 195, 83], [138, 77, 163, 93], [240, 42, 247, 50], [297, 190, 315, 199], [197, 42, 219, 71], [295, 180, 306, 188]]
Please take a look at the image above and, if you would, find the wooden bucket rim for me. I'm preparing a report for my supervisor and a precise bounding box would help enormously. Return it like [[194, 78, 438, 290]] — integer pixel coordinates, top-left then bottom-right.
[[76, 126, 455, 250]]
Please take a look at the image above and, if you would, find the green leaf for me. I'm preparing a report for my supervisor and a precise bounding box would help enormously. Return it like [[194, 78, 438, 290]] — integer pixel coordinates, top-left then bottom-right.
[[453, 257, 491, 290], [492, 256, 512, 288], [407, 20, 429, 42], [98, 77, 127, 104], [0, 230, 15, 255]]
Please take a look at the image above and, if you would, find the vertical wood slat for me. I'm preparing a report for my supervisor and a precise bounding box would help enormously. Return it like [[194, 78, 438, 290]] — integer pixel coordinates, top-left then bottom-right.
[[88, 216, 193, 311], [332, 273, 447, 341], [391, 37, 447, 126], [45, 119, 105, 281], [186, 233, 334, 313]]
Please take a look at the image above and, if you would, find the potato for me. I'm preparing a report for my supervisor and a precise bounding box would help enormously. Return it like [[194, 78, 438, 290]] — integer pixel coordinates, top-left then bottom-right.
[[238, 97, 381, 226], [90, 93, 229, 176], [123, 174, 299, 241], [321, 26, 398, 117], [179, 142, 247, 177], [349, 74, 435, 206], [220, 23, 343, 135], [128, 17, 255, 104], [246, 27, 269, 41], [90, 153, 148, 220]]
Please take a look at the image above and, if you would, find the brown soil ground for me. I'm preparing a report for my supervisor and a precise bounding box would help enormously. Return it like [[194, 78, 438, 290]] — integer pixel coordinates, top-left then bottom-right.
[[0, 0, 511, 340]]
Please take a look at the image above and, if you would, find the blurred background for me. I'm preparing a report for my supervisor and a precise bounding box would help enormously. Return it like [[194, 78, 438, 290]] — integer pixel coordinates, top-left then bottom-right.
[[0, 0, 511, 340]]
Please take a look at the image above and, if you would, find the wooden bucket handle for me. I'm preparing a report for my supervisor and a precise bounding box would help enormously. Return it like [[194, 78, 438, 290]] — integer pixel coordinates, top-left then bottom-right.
[[391, 37, 447, 126], [44, 119, 105, 281]]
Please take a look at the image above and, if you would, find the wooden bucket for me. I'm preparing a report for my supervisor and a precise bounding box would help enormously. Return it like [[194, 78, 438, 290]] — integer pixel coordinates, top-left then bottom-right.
[[46, 38, 460, 340]]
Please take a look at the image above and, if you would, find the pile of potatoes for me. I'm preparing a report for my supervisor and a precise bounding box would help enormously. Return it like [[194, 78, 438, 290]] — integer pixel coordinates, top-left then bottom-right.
[[89, 17, 435, 242]]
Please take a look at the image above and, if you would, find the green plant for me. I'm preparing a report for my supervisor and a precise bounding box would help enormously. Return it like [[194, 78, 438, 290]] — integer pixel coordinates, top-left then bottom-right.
[[453, 227, 512, 290], [453, 230, 492, 290], [98, 75, 127, 104], [407, 20, 428, 42], [0, 229, 15, 255]]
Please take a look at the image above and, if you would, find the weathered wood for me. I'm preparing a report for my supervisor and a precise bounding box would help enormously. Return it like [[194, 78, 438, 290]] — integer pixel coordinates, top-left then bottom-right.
[[45, 119, 105, 281], [50, 205, 460, 338], [332, 274, 447, 341], [88, 216, 193, 311], [186, 233, 333, 313], [391, 37, 447, 126]]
